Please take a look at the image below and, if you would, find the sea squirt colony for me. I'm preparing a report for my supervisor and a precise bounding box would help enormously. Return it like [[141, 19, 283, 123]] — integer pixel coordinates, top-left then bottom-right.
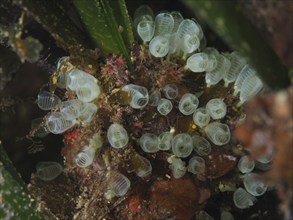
[[31, 4, 269, 218]]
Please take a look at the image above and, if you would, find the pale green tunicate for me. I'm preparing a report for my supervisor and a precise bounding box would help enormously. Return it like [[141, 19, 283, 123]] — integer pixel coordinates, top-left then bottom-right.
[[148, 89, 161, 106], [237, 155, 255, 174], [163, 84, 178, 99], [243, 173, 267, 197], [75, 80, 101, 103], [59, 99, 84, 120], [46, 112, 75, 134], [193, 107, 211, 128], [233, 64, 256, 96], [139, 133, 159, 153], [122, 84, 149, 109], [75, 145, 96, 168], [178, 93, 199, 115], [104, 171, 131, 200], [186, 52, 217, 73], [36, 161, 63, 181], [107, 123, 129, 149], [154, 12, 174, 37], [78, 102, 98, 123], [133, 5, 154, 28], [149, 36, 170, 58], [204, 122, 230, 146], [67, 68, 97, 91], [206, 98, 227, 120], [192, 134, 211, 156], [37, 91, 61, 111], [158, 132, 173, 151], [169, 157, 187, 179], [233, 187, 257, 209], [187, 156, 205, 174], [172, 133, 193, 158], [157, 98, 173, 115], [137, 20, 155, 44]]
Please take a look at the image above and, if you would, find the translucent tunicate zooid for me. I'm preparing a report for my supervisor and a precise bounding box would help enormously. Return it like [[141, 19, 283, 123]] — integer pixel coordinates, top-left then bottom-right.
[[233, 64, 256, 96], [104, 171, 131, 200], [78, 102, 98, 123], [75, 81, 101, 103], [206, 98, 227, 120], [187, 156, 205, 174], [237, 155, 255, 174], [75, 145, 96, 168], [178, 93, 199, 115], [37, 91, 61, 111], [46, 112, 75, 134], [192, 134, 211, 156], [121, 84, 149, 109], [172, 133, 193, 158], [163, 84, 178, 99], [157, 98, 173, 115], [148, 89, 161, 106], [107, 123, 129, 149], [133, 5, 154, 28], [149, 35, 170, 58], [36, 161, 63, 181], [243, 173, 267, 197], [186, 52, 217, 73], [193, 107, 211, 128], [139, 133, 159, 153], [158, 132, 173, 150], [154, 12, 174, 37], [233, 187, 257, 209], [204, 122, 230, 146], [169, 157, 187, 179], [59, 99, 84, 120], [131, 154, 152, 178], [137, 20, 155, 44]]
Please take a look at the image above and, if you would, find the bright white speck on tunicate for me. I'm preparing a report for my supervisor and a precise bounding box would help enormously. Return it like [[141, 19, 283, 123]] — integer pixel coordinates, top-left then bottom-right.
[[178, 93, 199, 115], [187, 156, 205, 174], [139, 133, 159, 153], [158, 132, 173, 150], [233, 187, 257, 209], [36, 161, 63, 181], [243, 173, 267, 197], [107, 123, 129, 149], [169, 157, 187, 179], [122, 84, 149, 109], [157, 98, 173, 115], [204, 122, 230, 146], [172, 133, 193, 158], [37, 91, 61, 111], [46, 112, 75, 134], [193, 107, 211, 128], [192, 134, 211, 156], [104, 171, 131, 200], [206, 98, 227, 120], [237, 155, 255, 174]]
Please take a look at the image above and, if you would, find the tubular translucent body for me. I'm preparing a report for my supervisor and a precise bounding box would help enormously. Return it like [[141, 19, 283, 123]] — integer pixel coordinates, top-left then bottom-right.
[[78, 102, 98, 123], [178, 93, 199, 115], [37, 91, 61, 111], [105, 171, 131, 199], [171, 11, 184, 33], [233, 64, 256, 96], [204, 122, 230, 146], [192, 134, 211, 156], [157, 98, 173, 115], [89, 132, 103, 150], [133, 5, 154, 28], [56, 73, 69, 89], [163, 84, 178, 99], [237, 155, 255, 174], [149, 36, 170, 58], [137, 20, 155, 44], [131, 154, 152, 178], [186, 52, 216, 73], [172, 133, 193, 158], [60, 99, 84, 120], [122, 84, 149, 109], [154, 12, 174, 37], [193, 107, 211, 128], [233, 187, 257, 209], [169, 158, 187, 179], [158, 132, 173, 150], [75, 81, 100, 103], [148, 89, 161, 106], [205, 54, 231, 87], [239, 74, 263, 105], [223, 52, 247, 87], [187, 156, 205, 174], [46, 112, 75, 134], [107, 123, 129, 149], [67, 69, 97, 91], [181, 34, 200, 55], [243, 173, 267, 196], [75, 146, 96, 168], [206, 98, 227, 120], [36, 161, 63, 181], [139, 133, 159, 153]]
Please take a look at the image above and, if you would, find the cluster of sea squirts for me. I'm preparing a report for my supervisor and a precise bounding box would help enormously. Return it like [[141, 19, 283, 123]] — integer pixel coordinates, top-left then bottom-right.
[[29, 5, 273, 220]]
